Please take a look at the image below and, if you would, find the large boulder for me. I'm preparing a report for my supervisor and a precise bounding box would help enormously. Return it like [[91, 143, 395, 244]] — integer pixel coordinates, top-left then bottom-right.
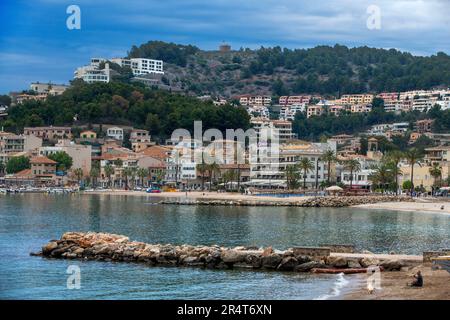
[[42, 241, 58, 255], [347, 259, 362, 269], [277, 257, 298, 271], [221, 250, 246, 264], [360, 257, 380, 268], [379, 259, 405, 271], [326, 256, 348, 268], [294, 261, 326, 272], [261, 254, 282, 269]]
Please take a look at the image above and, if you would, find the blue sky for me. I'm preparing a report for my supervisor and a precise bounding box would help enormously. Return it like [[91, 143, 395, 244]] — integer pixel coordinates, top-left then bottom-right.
[[1, 0, 449, 93]]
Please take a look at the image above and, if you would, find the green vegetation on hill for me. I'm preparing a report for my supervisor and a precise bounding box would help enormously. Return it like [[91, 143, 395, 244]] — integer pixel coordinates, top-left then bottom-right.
[[1, 80, 250, 140], [126, 41, 450, 97]]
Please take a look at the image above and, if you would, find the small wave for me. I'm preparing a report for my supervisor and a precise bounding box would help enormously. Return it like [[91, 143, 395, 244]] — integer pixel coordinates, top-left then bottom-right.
[[314, 273, 349, 300]]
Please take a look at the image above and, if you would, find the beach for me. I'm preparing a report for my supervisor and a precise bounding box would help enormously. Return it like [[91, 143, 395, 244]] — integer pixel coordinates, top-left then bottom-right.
[[344, 266, 450, 300], [354, 200, 450, 215]]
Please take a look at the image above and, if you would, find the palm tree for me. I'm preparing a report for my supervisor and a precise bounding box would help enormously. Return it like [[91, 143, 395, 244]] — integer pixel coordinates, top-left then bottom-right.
[[73, 168, 83, 186], [0, 161, 5, 176], [385, 151, 404, 195], [137, 168, 149, 187], [89, 167, 100, 188], [285, 164, 300, 190], [122, 167, 133, 190], [343, 159, 361, 190], [369, 162, 392, 192], [404, 148, 423, 196], [322, 150, 336, 185], [429, 163, 442, 190], [224, 169, 238, 191], [104, 164, 114, 188], [129, 167, 137, 189], [196, 163, 208, 191], [207, 162, 220, 191], [298, 158, 314, 189]]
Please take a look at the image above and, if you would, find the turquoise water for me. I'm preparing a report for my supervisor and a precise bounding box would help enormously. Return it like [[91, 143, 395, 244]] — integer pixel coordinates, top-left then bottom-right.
[[0, 194, 449, 299]]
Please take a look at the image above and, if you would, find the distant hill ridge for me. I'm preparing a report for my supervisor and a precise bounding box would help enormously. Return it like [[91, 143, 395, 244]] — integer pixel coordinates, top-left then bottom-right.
[[127, 41, 450, 98]]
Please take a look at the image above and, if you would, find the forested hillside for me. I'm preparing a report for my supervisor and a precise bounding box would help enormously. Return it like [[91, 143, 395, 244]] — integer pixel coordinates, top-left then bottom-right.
[[2, 80, 250, 139], [127, 41, 450, 97]]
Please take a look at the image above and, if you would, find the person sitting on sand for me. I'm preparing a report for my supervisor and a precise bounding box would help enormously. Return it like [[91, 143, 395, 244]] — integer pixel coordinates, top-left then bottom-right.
[[409, 270, 423, 287]]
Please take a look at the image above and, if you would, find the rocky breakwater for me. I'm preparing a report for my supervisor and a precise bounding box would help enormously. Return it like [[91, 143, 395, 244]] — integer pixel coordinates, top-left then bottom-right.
[[160, 195, 413, 207], [33, 232, 412, 273]]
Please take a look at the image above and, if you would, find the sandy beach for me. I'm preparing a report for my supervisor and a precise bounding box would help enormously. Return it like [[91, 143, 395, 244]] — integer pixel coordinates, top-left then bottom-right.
[[344, 265, 450, 300], [354, 200, 450, 215]]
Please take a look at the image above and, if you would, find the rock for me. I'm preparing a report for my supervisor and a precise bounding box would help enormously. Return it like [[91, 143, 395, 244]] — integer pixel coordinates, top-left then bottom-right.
[[73, 248, 85, 255], [360, 257, 380, 268], [347, 260, 362, 269], [379, 259, 404, 271], [326, 256, 348, 268], [294, 261, 326, 272], [244, 254, 262, 268], [295, 255, 312, 264], [277, 257, 298, 271], [262, 246, 274, 257], [42, 241, 58, 255], [221, 250, 246, 264], [261, 254, 282, 269]]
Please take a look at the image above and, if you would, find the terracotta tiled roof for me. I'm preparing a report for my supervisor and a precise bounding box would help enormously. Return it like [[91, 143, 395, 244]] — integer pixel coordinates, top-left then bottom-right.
[[14, 169, 33, 177], [30, 156, 57, 164], [138, 145, 171, 160]]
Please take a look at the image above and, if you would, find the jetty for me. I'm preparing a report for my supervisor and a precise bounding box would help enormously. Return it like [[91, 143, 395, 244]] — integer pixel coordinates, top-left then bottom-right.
[[33, 232, 433, 274], [159, 195, 413, 207]]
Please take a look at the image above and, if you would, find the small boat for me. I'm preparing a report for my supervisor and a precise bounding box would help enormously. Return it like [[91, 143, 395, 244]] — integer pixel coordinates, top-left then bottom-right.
[[311, 267, 383, 274]]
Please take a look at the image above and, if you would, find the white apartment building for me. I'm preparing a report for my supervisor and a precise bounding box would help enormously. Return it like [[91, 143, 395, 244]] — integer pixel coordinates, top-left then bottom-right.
[[249, 140, 337, 189], [412, 97, 438, 112], [279, 104, 306, 120], [251, 118, 296, 144], [74, 62, 111, 83], [111, 58, 164, 75], [247, 105, 270, 119], [106, 127, 124, 141]]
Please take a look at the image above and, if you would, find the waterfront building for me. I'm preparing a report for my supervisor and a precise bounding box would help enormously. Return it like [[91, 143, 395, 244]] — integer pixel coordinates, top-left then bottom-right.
[[251, 118, 296, 144], [249, 140, 337, 189], [39, 140, 92, 176]]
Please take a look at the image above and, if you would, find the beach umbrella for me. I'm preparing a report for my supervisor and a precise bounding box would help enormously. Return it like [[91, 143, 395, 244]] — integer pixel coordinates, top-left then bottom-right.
[[325, 186, 343, 191]]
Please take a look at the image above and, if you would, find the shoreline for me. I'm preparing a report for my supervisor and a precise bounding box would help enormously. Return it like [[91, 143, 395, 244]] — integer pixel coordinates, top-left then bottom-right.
[[342, 265, 450, 300], [354, 200, 450, 215], [79, 190, 450, 213]]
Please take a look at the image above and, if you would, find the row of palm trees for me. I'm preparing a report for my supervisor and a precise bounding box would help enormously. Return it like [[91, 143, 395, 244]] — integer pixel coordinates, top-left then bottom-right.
[[73, 162, 161, 189], [369, 148, 445, 195]]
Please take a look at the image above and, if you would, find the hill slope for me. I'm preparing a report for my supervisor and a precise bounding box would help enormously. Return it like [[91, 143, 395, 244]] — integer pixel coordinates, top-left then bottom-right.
[[128, 41, 450, 98]]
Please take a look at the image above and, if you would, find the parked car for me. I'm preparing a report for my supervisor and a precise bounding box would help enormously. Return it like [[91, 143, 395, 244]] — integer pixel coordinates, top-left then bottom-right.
[[146, 187, 161, 193]]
